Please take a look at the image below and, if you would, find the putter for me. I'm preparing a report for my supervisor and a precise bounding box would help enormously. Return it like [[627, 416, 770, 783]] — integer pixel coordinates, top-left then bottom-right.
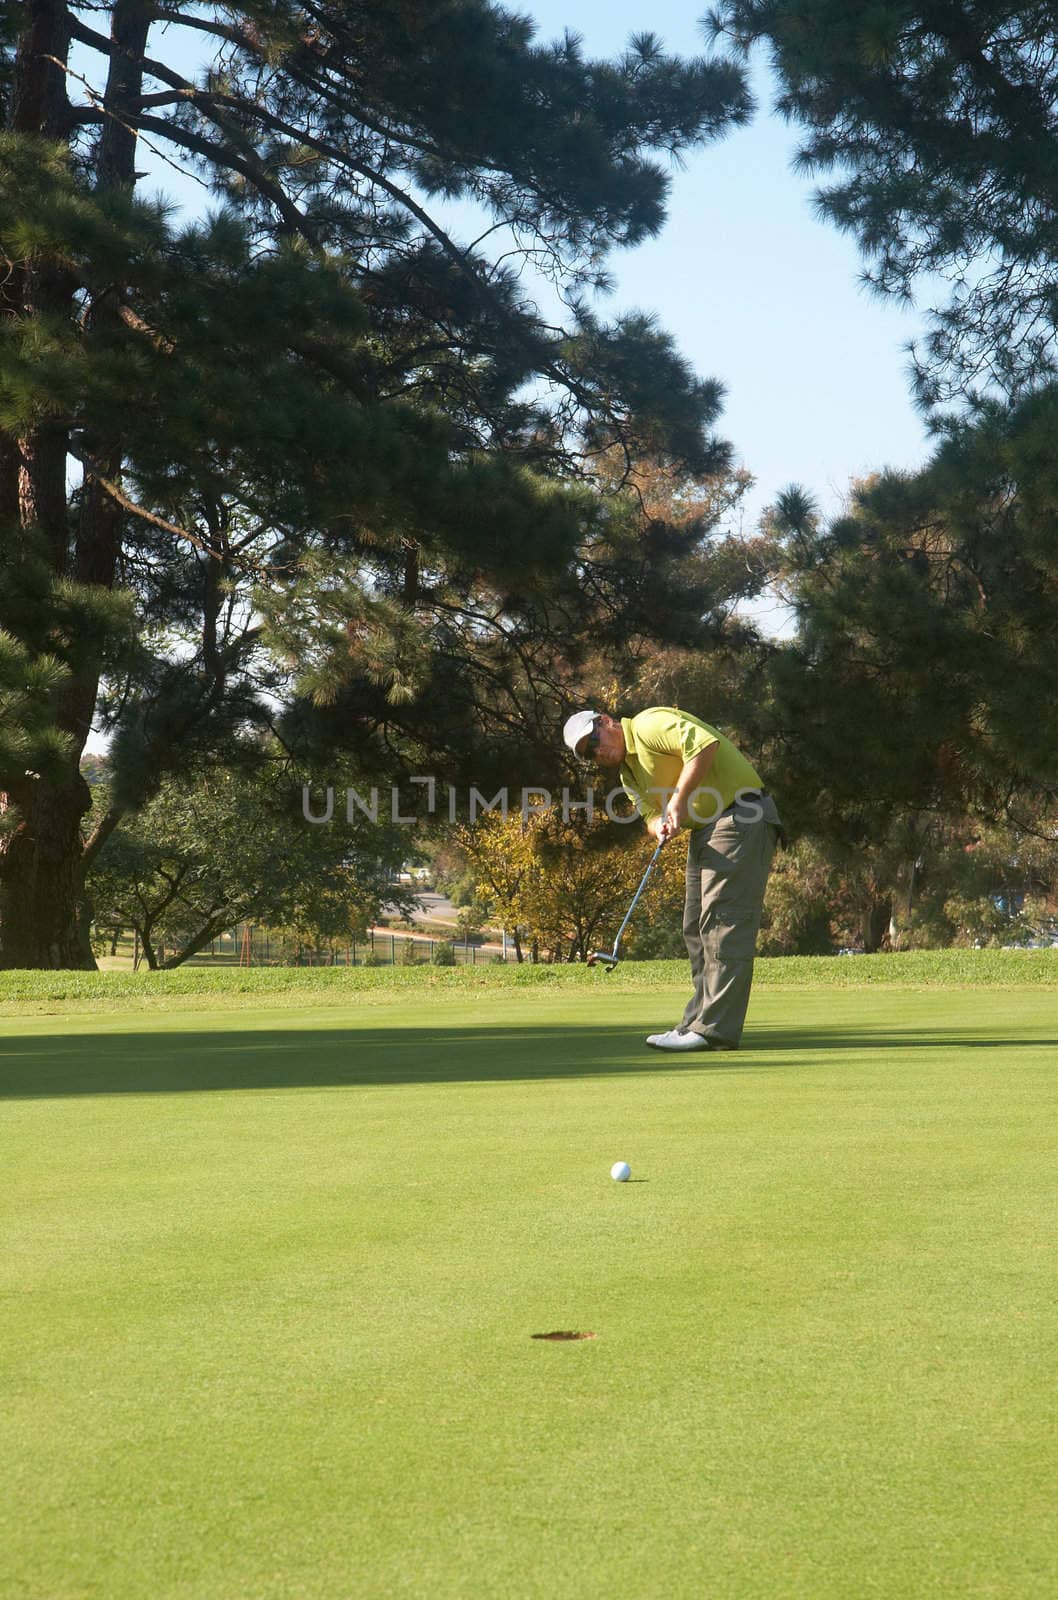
[[587, 837, 666, 972]]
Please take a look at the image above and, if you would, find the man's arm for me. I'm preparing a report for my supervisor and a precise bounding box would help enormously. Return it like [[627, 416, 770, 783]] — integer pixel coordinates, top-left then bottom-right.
[[646, 744, 718, 842]]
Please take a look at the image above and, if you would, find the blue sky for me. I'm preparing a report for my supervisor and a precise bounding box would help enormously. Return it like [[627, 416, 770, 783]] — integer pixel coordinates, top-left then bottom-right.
[[520, 0, 935, 535]]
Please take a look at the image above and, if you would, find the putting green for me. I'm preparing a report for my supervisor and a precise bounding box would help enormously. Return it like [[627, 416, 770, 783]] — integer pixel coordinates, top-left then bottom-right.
[[3, 982, 1058, 1598]]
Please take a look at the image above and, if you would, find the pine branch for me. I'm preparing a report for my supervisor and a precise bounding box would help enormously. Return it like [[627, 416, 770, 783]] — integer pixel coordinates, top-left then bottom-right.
[[67, 451, 228, 566], [81, 798, 127, 870], [68, 16, 317, 237], [67, 14, 624, 433]]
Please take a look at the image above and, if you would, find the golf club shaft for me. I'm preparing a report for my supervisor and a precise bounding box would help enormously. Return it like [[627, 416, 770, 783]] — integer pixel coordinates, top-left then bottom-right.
[[610, 838, 665, 958]]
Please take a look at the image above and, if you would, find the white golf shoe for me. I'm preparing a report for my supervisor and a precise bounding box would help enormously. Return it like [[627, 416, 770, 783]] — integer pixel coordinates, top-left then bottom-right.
[[645, 1029, 709, 1051]]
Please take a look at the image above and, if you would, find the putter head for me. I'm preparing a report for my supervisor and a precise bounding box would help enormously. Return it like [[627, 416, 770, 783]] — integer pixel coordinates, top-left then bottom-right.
[[588, 949, 619, 972]]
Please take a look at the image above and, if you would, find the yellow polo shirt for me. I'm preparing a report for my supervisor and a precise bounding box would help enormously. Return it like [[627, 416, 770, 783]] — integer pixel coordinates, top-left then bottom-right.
[[619, 706, 764, 828]]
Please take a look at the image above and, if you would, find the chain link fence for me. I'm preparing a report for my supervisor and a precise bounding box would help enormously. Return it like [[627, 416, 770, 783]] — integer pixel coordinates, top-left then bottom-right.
[[118, 926, 515, 968]]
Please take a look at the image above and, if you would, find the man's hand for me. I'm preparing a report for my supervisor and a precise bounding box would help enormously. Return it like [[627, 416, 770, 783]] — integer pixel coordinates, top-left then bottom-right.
[[647, 746, 718, 843]]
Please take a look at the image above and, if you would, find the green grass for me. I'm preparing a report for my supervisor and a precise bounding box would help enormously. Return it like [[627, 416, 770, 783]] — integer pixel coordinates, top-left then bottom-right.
[[4, 945, 1058, 1014], [3, 975, 1058, 1598]]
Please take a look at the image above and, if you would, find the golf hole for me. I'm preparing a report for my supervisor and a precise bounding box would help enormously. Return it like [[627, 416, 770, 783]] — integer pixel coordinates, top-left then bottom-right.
[[531, 1330, 597, 1341]]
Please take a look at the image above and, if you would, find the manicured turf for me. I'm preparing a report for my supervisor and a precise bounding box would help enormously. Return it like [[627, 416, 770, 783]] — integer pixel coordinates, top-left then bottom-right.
[[3, 945, 1058, 1010], [3, 977, 1058, 1598]]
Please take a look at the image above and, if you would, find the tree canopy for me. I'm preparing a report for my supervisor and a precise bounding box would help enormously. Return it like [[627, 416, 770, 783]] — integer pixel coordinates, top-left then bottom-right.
[[87, 758, 412, 967], [10, 1, 1058, 968], [1, 0, 754, 966], [761, 385, 1058, 863], [710, 0, 1058, 405]]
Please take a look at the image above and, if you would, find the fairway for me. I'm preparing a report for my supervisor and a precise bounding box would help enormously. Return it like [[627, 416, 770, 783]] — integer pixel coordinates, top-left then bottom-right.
[[4, 977, 1058, 1599]]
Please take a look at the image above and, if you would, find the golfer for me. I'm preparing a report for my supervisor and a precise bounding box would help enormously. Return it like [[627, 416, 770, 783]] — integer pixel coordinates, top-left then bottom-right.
[[563, 707, 783, 1052]]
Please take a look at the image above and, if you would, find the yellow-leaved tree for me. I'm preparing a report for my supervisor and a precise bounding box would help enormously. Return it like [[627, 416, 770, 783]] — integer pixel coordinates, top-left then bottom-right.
[[456, 810, 687, 963]]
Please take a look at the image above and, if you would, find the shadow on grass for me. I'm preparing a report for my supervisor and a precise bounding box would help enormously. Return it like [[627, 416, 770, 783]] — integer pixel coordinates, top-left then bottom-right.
[[1, 1019, 1056, 1099]]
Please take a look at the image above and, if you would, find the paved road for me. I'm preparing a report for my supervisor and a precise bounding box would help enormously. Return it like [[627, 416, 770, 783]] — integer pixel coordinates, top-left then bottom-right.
[[374, 890, 507, 954], [401, 891, 460, 925]]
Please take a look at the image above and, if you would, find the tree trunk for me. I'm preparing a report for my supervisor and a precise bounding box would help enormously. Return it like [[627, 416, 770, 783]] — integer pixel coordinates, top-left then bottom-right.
[[862, 897, 893, 954], [0, 1, 150, 968], [897, 855, 921, 951], [138, 925, 159, 969], [0, 776, 95, 967], [0, 5, 80, 966], [159, 916, 232, 969], [8, 0, 75, 567]]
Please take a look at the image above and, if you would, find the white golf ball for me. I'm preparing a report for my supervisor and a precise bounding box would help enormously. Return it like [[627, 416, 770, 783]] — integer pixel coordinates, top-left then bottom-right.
[[611, 1161, 632, 1183]]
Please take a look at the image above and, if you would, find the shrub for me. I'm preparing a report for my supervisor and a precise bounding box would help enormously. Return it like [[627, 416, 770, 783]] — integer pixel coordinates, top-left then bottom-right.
[[431, 940, 457, 967], [626, 921, 687, 960]]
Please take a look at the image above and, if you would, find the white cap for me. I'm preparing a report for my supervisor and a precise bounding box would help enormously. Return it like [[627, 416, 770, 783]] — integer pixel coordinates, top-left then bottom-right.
[[562, 709, 598, 753]]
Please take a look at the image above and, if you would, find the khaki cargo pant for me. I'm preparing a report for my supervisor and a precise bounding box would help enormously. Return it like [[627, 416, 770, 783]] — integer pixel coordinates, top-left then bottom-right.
[[679, 793, 782, 1048]]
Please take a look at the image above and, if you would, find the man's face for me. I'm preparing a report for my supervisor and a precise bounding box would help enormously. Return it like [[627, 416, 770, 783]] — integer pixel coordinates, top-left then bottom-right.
[[575, 713, 625, 770]]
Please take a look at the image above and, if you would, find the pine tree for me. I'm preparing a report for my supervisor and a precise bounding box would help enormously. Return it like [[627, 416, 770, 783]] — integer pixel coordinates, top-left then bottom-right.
[[267, 445, 771, 809], [763, 388, 1058, 854], [1, 1, 751, 966], [709, 1, 1058, 404]]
